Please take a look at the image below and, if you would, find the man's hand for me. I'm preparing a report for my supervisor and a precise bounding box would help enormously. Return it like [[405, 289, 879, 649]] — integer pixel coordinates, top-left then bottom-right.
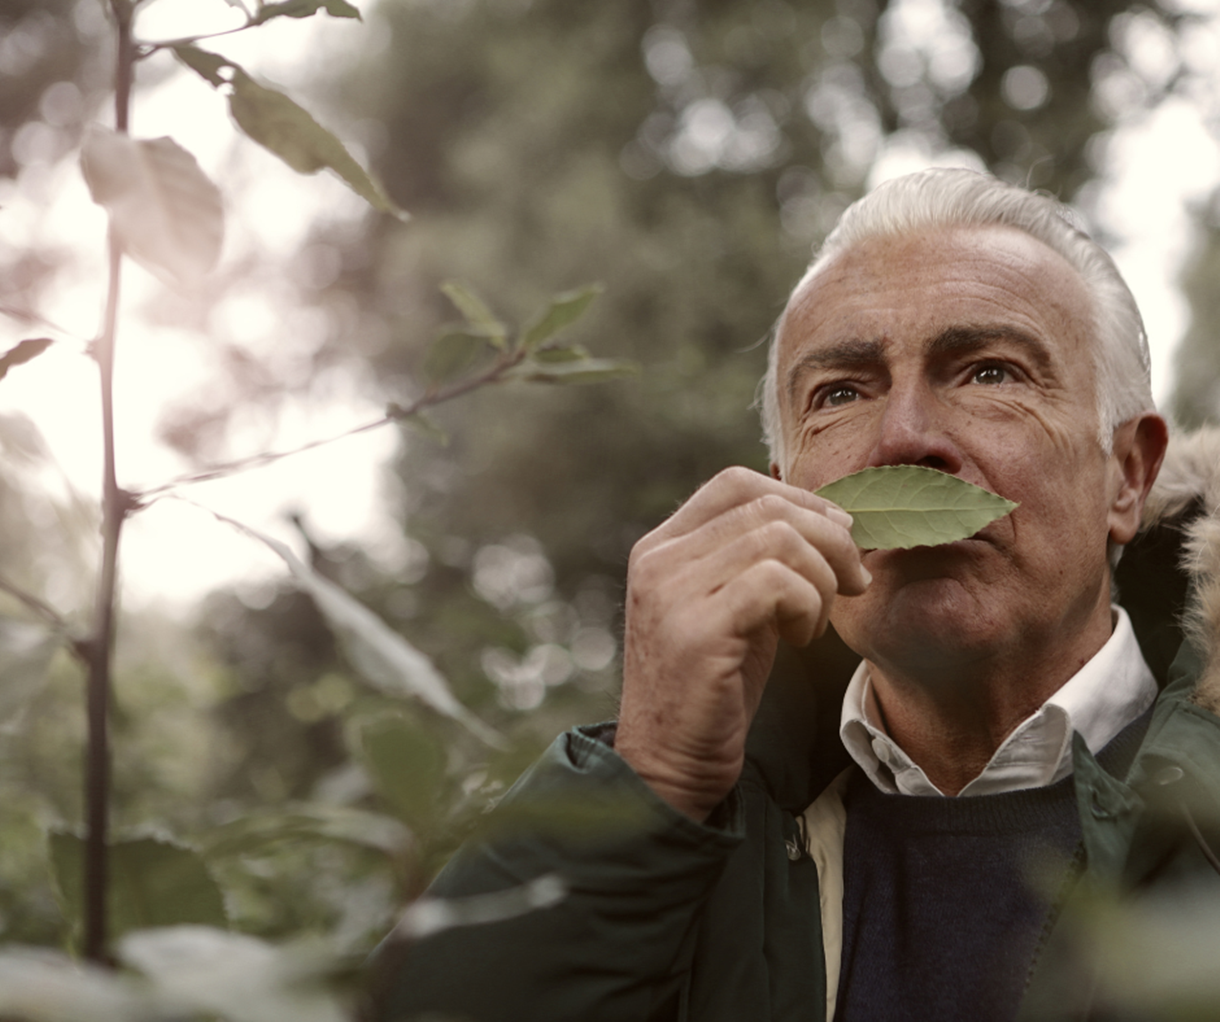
[[615, 467, 870, 822]]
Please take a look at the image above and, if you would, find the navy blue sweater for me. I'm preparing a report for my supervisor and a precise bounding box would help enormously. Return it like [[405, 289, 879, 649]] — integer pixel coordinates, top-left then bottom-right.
[[835, 715, 1150, 1022]]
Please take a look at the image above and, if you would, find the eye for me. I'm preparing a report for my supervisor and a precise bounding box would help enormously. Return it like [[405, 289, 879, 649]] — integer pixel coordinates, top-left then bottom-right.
[[818, 384, 862, 408], [970, 363, 1011, 385]]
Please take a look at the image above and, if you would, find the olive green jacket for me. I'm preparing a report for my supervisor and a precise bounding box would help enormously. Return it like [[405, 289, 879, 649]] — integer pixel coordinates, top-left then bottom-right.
[[376, 430, 1220, 1022]]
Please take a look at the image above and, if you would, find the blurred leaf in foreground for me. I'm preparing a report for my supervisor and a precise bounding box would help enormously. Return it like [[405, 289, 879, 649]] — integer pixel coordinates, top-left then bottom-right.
[[359, 715, 447, 829], [202, 803, 412, 859], [251, 0, 362, 26], [0, 948, 140, 1022], [0, 337, 53, 383], [0, 619, 60, 733], [51, 834, 228, 943], [80, 127, 224, 287], [388, 874, 565, 942], [119, 926, 347, 1022], [197, 506, 503, 747]]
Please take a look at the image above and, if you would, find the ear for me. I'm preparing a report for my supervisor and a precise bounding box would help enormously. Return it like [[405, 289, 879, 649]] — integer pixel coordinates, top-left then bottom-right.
[[1107, 412, 1169, 545], [769, 461, 783, 481]]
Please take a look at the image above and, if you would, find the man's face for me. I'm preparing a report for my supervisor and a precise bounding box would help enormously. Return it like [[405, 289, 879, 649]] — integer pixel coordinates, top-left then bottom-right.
[[775, 225, 1124, 678]]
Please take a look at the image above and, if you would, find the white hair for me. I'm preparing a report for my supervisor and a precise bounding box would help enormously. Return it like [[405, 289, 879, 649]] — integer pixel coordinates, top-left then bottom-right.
[[761, 168, 1154, 472]]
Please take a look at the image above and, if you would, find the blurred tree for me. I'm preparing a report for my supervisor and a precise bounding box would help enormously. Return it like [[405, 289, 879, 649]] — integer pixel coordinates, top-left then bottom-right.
[[1172, 204, 1220, 428], [200, 0, 1211, 736]]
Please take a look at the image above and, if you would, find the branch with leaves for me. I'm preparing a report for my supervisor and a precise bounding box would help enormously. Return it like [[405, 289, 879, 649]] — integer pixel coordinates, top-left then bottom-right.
[[0, 0, 633, 973]]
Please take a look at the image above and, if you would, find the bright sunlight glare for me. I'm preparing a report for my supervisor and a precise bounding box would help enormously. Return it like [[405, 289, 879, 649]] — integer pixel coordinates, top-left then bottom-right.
[[1, 1, 403, 611]]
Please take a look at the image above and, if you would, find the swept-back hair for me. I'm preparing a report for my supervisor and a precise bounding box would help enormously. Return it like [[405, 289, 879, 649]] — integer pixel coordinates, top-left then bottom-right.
[[761, 168, 1153, 471]]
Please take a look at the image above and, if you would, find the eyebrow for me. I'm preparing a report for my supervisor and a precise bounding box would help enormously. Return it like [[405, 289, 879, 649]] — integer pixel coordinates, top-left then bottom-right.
[[926, 326, 1054, 372], [785, 338, 884, 407]]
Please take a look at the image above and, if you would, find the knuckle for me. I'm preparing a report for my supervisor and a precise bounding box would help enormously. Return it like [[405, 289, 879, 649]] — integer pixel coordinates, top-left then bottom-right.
[[755, 518, 798, 553], [714, 465, 759, 496], [628, 542, 667, 586], [752, 493, 790, 519]]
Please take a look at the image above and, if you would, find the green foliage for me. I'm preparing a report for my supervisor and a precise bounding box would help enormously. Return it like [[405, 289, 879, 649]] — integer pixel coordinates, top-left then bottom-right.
[[440, 280, 509, 349], [520, 285, 604, 351], [227, 68, 403, 218], [814, 465, 1019, 550], [423, 326, 496, 386], [358, 715, 446, 831], [171, 45, 404, 219], [251, 0, 362, 28], [51, 833, 228, 944]]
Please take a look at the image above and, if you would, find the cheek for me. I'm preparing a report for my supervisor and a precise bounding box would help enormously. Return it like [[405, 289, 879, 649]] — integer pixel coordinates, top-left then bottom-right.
[[785, 413, 877, 489]]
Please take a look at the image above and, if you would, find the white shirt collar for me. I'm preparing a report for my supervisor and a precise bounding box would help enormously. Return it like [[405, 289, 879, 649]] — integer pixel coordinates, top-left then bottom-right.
[[839, 606, 1158, 797]]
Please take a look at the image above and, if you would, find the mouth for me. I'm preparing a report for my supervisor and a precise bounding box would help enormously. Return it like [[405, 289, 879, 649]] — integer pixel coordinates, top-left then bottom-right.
[[862, 532, 994, 574]]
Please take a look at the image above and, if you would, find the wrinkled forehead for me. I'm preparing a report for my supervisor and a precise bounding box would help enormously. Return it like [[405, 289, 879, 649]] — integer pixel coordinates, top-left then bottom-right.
[[777, 224, 1096, 356]]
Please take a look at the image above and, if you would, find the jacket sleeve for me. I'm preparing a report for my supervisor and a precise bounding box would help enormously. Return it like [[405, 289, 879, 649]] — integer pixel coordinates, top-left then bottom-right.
[[371, 723, 744, 1022]]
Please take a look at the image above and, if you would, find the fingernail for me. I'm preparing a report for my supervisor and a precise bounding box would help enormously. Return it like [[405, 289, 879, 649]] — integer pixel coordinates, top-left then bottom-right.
[[830, 507, 853, 528], [861, 567, 873, 586]]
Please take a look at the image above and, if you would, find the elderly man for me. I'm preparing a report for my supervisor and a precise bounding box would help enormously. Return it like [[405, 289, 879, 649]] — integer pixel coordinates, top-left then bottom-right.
[[376, 169, 1220, 1022]]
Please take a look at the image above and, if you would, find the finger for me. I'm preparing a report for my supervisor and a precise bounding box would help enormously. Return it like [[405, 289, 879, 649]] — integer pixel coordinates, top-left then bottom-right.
[[702, 518, 841, 606], [721, 559, 830, 648], [647, 466, 853, 546], [644, 492, 869, 597]]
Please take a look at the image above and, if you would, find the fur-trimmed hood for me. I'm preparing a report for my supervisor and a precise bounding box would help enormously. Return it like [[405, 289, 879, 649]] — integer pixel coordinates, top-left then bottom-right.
[[1139, 426, 1220, 715]]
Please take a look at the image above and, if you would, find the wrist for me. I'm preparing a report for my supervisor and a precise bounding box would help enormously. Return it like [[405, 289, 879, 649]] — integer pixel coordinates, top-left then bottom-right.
[[614, 731, 735, 823]]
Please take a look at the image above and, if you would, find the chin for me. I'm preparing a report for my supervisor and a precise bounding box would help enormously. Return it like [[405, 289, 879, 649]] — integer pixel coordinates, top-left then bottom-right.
[[834, 568, 999, 664]]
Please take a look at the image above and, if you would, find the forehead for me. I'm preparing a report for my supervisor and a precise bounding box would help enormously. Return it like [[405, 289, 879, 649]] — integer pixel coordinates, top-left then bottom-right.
[[778, 225, 1095, 373]]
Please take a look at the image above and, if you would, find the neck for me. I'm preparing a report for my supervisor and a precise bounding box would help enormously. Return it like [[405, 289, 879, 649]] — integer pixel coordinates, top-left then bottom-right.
[[865, 603, 1115, 796]]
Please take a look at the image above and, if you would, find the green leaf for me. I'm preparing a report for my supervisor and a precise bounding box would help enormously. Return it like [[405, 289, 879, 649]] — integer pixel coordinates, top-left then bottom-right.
[[227, 69, 406, 219], [50, 833, 228, 942], [511, 356, 639, 385], [389, 406, 449, 445], [423, 326, 494, 385], [251, 0, 361, 26], [0, 337, 53, 382], [202, 803, 411, 859], [201, 509, 504, 747], [171, 44, 230, 88], [520, 284, 602, 350], [80, 127, 224, 286], [440, 281, 508, 347], [814, 465, 1018, 550], [531, 343, 588, 363], [359, 716, 447, 828]]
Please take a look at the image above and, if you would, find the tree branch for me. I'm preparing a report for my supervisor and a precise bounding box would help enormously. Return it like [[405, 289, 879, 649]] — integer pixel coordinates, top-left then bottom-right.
[[0, 573, 71, 633], [81, 0, 136, 967], [134, 347, 530, 501]]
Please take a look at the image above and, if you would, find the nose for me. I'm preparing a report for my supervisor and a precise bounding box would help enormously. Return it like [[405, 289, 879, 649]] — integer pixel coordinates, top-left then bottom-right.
[[866, 379, 963, 474]]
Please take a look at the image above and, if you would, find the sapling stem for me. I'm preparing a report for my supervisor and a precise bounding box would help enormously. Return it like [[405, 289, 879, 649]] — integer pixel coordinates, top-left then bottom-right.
[[82, 0, 136, 965]]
